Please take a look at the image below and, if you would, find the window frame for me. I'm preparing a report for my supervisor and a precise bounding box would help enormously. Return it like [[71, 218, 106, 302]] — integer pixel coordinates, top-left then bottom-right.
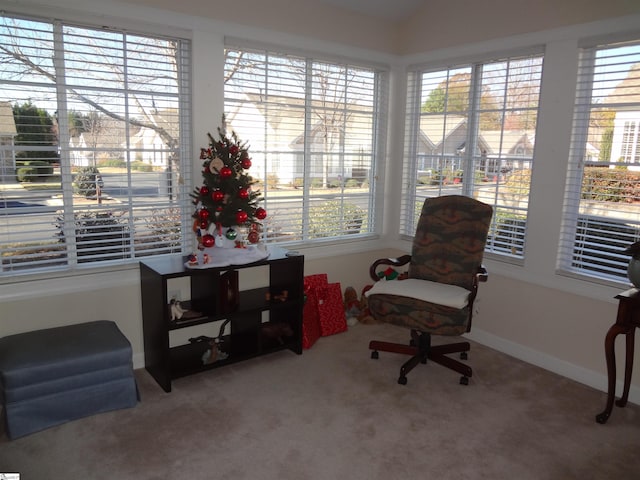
[[401, 48, 545, 261], [558, 35, 640, 284], [222, 39, 388, 247], [0, 11, 193, 278]]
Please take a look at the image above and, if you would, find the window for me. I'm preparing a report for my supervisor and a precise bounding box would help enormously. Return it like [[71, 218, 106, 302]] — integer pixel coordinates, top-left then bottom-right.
[[560, 38, 640, 283], [402, 51, 544, 259], [223, 42, 387, 244], [0, 13, 192, 276]]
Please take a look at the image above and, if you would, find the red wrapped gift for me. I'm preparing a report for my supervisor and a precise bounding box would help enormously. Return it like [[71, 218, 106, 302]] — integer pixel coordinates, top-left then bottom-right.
[[317, 282, 347, 336], [304, 274, 348, 340], [302, 274, 325, 349]]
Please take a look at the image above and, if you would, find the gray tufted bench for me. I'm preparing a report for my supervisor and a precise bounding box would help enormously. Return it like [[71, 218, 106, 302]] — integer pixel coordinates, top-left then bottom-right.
[[0, 320, 139, 439]]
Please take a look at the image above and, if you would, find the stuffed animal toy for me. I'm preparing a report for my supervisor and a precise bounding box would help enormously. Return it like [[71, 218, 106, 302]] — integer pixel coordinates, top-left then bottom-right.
[[343, 286, 361, 326], [357, 284, 378, 324]]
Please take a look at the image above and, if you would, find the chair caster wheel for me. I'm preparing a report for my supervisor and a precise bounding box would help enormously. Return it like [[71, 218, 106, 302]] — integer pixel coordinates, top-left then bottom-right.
[[460, 376, 469, 385], [398, 376, 407, 385], [371, 351, 379, 360], [460, 352, 468, 360]]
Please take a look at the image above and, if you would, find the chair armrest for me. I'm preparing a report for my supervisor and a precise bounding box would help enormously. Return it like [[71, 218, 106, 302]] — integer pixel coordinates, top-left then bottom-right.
[[476, 265, 488, 283], [369, 254, 412, 282]]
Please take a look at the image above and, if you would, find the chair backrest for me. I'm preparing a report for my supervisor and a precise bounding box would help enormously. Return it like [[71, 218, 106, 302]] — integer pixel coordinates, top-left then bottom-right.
[[408, 195, 493, 290]]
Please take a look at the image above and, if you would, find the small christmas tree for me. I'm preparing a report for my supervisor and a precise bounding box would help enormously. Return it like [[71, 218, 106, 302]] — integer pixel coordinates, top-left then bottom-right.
[[191, 117, 267, 249]]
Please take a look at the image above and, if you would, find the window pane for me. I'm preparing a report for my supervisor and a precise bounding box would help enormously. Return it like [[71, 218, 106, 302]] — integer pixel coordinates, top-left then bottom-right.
[[560, 40, 640, 282], [0, 14, 192, 275], [223, 46, 385, 244], [402, 53, 543, 260]]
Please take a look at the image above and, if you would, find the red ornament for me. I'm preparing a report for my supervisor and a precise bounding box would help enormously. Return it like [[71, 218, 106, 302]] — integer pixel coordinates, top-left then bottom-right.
[[212, 190, 224, 202], [198, 209, 210, 221], [255, 207, 267, 220], [220, 166, 232, 179], [199, 220, 209, 230], [229, 145, 239, 155], [199, 186, 210, 197], [202, 234, 215, 248], [247, 231, 259, 244], [241, 158, 252, 169], [238, 188, 249, 199], [236, 210, 248, 224]]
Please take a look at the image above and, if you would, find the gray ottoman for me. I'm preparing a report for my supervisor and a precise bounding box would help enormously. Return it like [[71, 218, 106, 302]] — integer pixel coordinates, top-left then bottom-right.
[[0, 320, 139, 439]]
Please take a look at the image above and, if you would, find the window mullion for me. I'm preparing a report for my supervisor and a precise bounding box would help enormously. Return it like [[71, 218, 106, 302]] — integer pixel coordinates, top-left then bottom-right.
[[54, 21, 78, 266], [302, 58, 313, 241], [464, 64, 482, 198]]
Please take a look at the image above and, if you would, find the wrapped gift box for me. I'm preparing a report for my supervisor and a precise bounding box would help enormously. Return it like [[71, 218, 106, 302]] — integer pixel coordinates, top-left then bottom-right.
[[303, 274, 347, 347], [302, 274, 325, 349]]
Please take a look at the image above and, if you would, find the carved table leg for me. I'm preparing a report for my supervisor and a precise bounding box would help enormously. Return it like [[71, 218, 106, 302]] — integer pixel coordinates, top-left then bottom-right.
[[596, 324, 626, 424], [616, 329, 636, 408]]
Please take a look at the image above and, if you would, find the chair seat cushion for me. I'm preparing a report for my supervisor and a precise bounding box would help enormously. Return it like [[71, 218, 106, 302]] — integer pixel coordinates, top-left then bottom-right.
[[365, 278, 470, 309]]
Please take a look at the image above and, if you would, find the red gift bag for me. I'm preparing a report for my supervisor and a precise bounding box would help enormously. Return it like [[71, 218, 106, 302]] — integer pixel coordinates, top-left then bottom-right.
[[302, 274, 326, 349], [317, 282, 348, 336]]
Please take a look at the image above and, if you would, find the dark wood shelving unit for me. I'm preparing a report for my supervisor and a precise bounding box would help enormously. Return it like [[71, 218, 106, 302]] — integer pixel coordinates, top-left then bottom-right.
[[140, 246, 304, 392]]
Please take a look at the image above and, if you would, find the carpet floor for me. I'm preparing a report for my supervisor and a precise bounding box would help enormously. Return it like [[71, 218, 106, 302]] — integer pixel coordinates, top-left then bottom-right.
[[1, 322, 639, 479]]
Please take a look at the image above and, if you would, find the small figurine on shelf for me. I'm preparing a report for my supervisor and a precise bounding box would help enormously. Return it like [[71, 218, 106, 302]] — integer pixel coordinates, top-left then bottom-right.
[[201, 338, 229, 365], [169, 299, 202, 322], [261, 322, 294, 345], [170, 299, 187, 321], [272, 290, 289, 302]]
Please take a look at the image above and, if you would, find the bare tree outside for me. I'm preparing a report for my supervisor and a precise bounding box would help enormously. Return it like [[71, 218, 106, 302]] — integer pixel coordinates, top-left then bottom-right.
[[0, 16, 184, 177]]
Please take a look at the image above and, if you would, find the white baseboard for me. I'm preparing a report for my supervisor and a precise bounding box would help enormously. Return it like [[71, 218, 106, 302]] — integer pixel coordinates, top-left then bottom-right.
[[466, 328, 640, 406]]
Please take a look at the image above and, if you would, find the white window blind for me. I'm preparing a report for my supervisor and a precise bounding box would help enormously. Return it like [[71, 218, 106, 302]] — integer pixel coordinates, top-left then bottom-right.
[[559, 38, 640, 282], [0, 13, 192, 276], [223, 43, 387, 244], [402, 52, 543, 259]]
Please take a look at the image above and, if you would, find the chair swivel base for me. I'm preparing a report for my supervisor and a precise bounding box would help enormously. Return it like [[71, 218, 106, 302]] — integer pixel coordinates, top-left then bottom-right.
[[369, 331, 472, 385]]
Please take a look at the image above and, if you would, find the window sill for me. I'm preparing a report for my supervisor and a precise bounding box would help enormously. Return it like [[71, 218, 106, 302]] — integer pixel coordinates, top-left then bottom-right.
[[0, 263, 141, 302]]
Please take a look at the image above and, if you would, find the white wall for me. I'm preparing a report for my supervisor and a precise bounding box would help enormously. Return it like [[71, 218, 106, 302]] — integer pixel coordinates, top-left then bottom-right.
[[2, 0, 640, 404]]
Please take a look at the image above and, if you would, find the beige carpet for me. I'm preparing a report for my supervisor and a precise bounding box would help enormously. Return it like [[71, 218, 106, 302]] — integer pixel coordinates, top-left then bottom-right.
[[1, 322, 639, 479]]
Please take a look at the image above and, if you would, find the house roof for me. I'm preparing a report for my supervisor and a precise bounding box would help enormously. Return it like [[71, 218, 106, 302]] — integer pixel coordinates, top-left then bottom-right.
[[0, 101, 17, 136], [481, 130, 535, 155], [418, 114, 535, 155], [420, 114, 466, 148], [606, 62, 640, 105]]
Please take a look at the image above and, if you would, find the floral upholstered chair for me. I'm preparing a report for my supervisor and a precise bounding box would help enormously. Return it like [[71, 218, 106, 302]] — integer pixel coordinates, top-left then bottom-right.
[[366, 195, 493, 385]]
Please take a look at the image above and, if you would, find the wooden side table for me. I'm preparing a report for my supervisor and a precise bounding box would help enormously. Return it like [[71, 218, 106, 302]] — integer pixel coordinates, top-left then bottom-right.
[[596, 288, 640, 424]]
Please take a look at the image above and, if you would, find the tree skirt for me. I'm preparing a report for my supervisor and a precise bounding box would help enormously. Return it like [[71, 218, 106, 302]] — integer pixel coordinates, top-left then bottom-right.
[[185, 245, 269, 269]]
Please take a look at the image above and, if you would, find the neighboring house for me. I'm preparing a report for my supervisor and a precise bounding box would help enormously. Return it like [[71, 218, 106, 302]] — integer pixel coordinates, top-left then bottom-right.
[[611, 110, 640, 165], [0, 101, 17, 182], [127, 109, 179, 167], [69, 134, 91, 167], [416, 113, 535, 176], [226, 94, 374, 186], [607, 63, 640, 167]]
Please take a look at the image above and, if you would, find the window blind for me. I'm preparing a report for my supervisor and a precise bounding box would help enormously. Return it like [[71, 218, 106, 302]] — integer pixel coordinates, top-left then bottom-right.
[[223, 44, 387, 244], [559, 38, 640, 282], [0, 13, 192, 275], [402, 52, 543, 260]]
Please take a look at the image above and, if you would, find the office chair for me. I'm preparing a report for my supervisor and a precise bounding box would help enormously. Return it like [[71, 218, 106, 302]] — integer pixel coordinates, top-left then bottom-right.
[[367, 195, 493, 385]]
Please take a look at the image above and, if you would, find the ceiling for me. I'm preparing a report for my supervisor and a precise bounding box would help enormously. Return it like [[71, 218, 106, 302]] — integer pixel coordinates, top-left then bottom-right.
[[316, 0, 425, 21]]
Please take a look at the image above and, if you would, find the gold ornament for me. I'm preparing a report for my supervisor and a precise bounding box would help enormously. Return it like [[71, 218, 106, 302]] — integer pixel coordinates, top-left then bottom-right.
[[210, 157, 224, 173]]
